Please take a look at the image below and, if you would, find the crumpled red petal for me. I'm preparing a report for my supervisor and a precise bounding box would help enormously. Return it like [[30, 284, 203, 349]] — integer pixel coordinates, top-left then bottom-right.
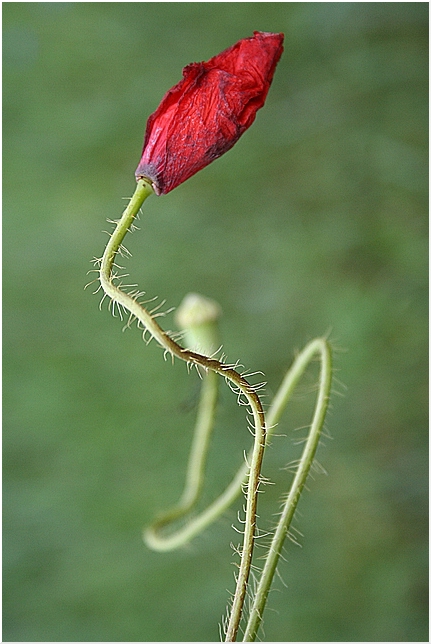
[[135, 31, 284, 195]]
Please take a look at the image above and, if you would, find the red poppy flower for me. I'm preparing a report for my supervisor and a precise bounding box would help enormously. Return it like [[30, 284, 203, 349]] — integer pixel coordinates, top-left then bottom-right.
[[135, 31, 284, 195]]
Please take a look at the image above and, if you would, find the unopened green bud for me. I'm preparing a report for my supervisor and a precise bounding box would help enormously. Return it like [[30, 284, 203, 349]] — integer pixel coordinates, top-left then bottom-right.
[[175, 293, 222, 356]]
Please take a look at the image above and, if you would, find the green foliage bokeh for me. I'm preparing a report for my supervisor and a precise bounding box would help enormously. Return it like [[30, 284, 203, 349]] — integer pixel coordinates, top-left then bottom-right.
[[3, 2, 428, 642]]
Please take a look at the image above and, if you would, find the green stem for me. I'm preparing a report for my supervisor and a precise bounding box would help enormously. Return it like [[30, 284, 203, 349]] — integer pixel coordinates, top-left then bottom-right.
[[144, 339, 332, 553], [179, 368, 219, 510], [243, 338, 332, 642], [98, 179, 266, 642], [143, 294, 221, 549], [144, 367, 218, 549]]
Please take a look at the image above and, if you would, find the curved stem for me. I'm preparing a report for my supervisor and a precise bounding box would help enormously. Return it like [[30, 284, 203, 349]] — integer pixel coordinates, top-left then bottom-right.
[[144, 368, 218, 549], [243, 338, 332, 642], [178, 368, 219, 511], [98, 179, 266, 643], [145, 339, 332, 552]]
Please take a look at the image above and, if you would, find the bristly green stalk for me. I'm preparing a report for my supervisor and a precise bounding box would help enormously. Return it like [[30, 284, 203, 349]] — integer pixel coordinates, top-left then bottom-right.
[[243, 338, 332, 642], [144, 337, 332, 567], [143, 334, 332, 639], [98, 180, 332, 642], [98, 179, 266, 642]]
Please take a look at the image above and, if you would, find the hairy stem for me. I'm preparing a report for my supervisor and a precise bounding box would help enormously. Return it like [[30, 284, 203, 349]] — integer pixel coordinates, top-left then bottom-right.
[[243, 338, 332, 642], [144, 339, 332, 554], [98, 178, 266, 642]]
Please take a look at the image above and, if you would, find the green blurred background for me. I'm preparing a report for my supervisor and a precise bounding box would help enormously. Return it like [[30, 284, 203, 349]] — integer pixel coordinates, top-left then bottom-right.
[[3, 2, 428, 642]]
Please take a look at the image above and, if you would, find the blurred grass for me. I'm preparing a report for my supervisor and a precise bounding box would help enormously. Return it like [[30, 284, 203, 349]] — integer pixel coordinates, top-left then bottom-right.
[[3, 2, 428, 642]]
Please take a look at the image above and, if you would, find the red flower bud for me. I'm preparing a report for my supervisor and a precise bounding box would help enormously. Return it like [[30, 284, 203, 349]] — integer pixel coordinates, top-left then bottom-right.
[[135, 31, 284, 195]]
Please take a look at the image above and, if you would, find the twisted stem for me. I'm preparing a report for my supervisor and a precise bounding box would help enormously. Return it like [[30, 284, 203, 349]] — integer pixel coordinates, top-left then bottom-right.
[[98, 179, 332, 641], [98, 178, 266, 642]]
